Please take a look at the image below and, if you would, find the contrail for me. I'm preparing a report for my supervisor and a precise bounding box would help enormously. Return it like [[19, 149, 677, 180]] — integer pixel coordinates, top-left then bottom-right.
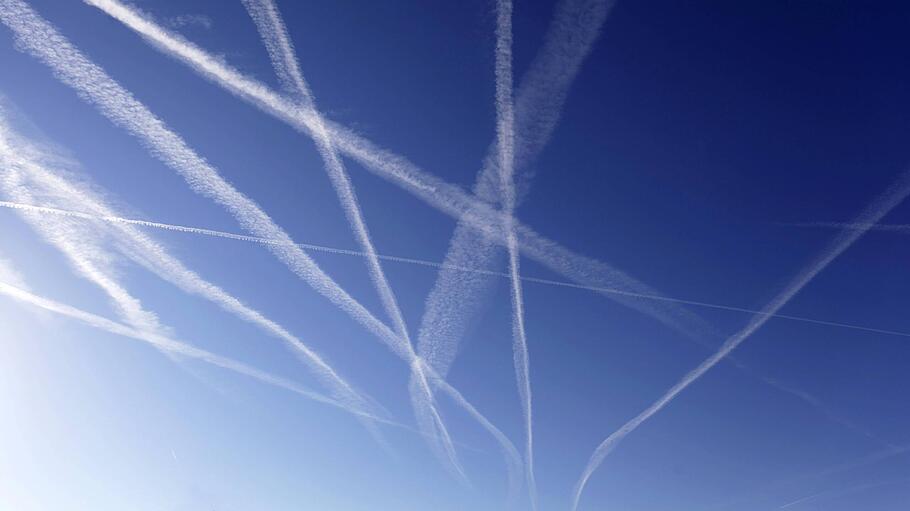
[[0, 0, 412, 376], [417, 0, 616, 383], [81, 0, 711, 344], [240, 0, 463, 481], [0, 279, 386, 422], [571, 167, 910, 511], [778, 476, 910, 509], [2, 199, 908, 343], [493, 0, 536, 506], [0, 110, 387, 439], [786, 221, 910, 233]]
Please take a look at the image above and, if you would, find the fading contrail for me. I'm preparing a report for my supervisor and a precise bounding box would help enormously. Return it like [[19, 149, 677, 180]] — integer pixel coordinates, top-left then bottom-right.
[[242, 0, 462, 481], [778, 476, 910, 509], [2, 199, 908, 343], [492, 0, 536, 506], [0, 109, 388, 440], [81, 0, 711, 344], [787, 221, 910, 233], [0, 279, 386, 422], [571, 167, 910, 510]]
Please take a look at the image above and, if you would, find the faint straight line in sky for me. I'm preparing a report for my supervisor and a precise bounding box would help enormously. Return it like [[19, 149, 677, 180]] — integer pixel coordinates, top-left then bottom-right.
[[2, 200, 908, 341]]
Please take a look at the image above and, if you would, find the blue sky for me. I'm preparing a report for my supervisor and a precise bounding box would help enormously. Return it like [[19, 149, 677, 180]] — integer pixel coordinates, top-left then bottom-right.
[[1, 1, 909, 510]]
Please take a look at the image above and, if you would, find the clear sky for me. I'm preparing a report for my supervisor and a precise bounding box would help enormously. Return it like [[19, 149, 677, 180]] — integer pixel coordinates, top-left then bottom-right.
[[1, 1, 909, 510]]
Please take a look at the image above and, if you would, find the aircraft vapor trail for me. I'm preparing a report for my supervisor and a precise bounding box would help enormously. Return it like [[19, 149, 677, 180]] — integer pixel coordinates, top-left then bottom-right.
[[492, 0, 536, 506], [0, 0, 415, 369], [0, 279, 388, 422], [239, 0, 465, 483], [787, 221, 910, 233], [0, 118, 389, 437], [3, 199, 909, 343], [571, 167, 910, 511], [778, 477, 910, 509], [0, 1, 513, 485], [81, 0, 710, 345]]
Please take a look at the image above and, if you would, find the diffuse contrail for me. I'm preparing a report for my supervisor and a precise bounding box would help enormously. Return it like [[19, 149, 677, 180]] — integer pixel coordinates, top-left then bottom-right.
[[571, 167, 910, 510], [493, 0, 536, 506], [0, 118, 387, 434], [2, 199, 908, 342], [242, 0, 463, 481], [81, 0, 710, 344], [0, 279, 389, 422]]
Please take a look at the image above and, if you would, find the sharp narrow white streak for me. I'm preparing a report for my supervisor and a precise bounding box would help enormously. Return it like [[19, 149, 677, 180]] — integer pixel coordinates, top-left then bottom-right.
[[0, 279, 390, 421], [0, 114, 388, 440], [0, 0, 413, 366], [3, 199, 909, 343], [240, 0, 465, 482], [493, 0, 536, 507], [571, 168, 910, 511], [81, 0, 708, 345]]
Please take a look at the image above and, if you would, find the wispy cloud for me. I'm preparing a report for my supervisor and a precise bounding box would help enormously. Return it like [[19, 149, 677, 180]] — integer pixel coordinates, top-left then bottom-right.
[[168, 14, 212, 31], [571, 167, 910, 510]]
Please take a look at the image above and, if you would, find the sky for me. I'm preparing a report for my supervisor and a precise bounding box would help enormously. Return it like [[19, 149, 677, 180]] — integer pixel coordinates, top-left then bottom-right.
[[1, 1, 910, 510]]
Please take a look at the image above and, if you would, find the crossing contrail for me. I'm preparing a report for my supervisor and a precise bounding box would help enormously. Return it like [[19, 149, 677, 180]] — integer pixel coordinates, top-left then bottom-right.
[[0, 278, 393, 423], [492, 0, 536, 506], [0, 108, 388, 439], [81, 0, 711, 345], [1, 199, 907, 343], [242, 0, 462, 481], [571, 165, 910, 510]]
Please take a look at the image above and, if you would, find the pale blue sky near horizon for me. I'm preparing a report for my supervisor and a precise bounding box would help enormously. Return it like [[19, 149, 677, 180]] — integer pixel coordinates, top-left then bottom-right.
[[1, 1, 910, 510]]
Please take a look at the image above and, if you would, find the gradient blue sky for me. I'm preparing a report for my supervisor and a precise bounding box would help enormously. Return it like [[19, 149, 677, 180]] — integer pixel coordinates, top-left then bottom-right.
[[1, 1, 910, 510]]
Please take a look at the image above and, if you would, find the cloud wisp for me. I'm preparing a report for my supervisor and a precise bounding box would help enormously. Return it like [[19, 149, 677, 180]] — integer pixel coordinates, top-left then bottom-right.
[[239, 0, 465, 482], [570, 167, 910, 510]]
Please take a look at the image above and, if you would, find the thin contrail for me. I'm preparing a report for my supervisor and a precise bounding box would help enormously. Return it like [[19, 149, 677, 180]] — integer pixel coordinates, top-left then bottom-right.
[[778, 476, 910, 509], [240, 0, 464, 482], [1, 199, 908, 342], [493, 0, 536, 507], [787, 221, 910, 233], [0, 111, 388, 440], [81, 0, 711, 344], [0, 279, 386, 422], [571, 167, 910, 511]]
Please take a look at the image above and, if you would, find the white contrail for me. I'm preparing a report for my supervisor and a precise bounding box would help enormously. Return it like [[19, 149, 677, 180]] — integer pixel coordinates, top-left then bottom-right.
[[0, 279, 384, 420], [240, 0, 463, 481], [0, 0, 412, 370], [492, 0, 536, 506], [571, 168, 910, 511], [0, 112, 387, 436], [2, 199, 908, 344], [787, 221, 910, 233], [81, 0, 710, 344], [417, 0, 616, 381]]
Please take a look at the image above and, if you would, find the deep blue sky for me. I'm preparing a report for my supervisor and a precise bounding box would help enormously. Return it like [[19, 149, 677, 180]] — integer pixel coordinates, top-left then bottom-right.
[[1, 1, 909, 510]]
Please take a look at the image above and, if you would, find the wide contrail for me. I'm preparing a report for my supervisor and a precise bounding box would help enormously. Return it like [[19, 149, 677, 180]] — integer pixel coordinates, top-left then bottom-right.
[[492, 0, 536, 506], [0, 115, 388, 435], [81, 0, 711, 344], [571, 166, 910, 510], [0, 278, 391, 423], [2, 198, 908, 344], [239, 0, 465, 482]]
